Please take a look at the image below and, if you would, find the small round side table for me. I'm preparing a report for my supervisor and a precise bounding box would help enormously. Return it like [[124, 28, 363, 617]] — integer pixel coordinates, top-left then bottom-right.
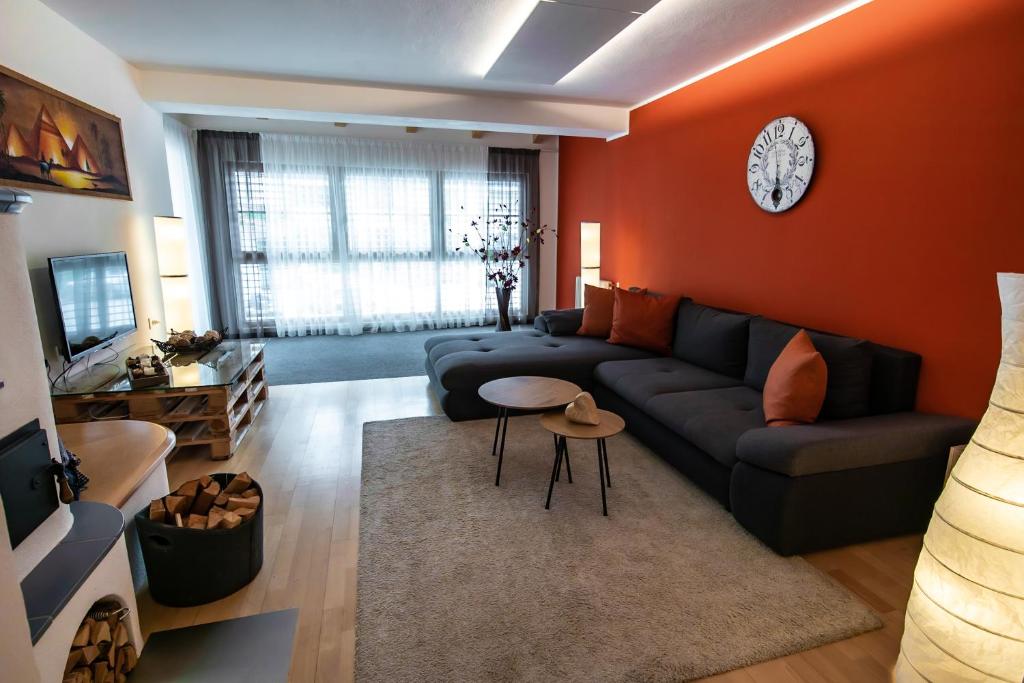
[[540, 409, 625, 516], [478, 376, 582, 486]]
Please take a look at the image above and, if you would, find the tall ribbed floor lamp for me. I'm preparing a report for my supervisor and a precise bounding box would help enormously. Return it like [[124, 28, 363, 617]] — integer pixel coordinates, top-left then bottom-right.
[[897, 273, 1024, 681]]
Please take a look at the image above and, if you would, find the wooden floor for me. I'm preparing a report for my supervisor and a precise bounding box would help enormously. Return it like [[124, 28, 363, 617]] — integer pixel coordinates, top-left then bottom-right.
[[142, 376, 914, 682]]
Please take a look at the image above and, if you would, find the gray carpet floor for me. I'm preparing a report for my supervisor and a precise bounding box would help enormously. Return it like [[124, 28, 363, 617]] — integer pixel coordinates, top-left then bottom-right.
[[358, 416, 882, 682], [262, 325, 510, 385]]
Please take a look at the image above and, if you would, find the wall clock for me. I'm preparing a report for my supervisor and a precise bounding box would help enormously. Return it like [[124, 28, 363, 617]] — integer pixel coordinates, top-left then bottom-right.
[[747, 116, 815, 213]]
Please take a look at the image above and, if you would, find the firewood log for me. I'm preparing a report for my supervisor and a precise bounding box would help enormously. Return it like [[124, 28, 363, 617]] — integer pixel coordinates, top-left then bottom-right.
[[187, 514, 208, 529], [241, 488, 259, 498], [192, 480, 220, 514], [174, 512, 184, 527], [73, 620, 92, 647], [214, 492, 230, 507], [207, 506, 227, 529], [65, 648, 84, 675], [80, 644, 100, 664], [236, 506, 257, 521], [176, 479, 201, 499], [223, 472, 252, 495], [227, 496, 260, 512], [148, 499, 167, 524], [113, 622, 128, 648], [122, 644, 138, 671], [90, 619, 111, 644], [107, 641, 116, 667], [220, 509, 243, 529], [199, 474, 213, 488], [67, 668, 92, 683], [163, 495, 190, 518], [92, 661, 108, 683]]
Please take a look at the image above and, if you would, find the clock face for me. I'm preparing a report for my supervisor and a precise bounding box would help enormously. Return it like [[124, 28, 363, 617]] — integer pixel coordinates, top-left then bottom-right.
[[747, 116, 815, 213]]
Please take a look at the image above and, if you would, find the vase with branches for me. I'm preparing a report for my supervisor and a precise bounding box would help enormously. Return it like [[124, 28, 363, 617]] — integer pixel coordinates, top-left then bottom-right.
[[452, 204, 554, 331]]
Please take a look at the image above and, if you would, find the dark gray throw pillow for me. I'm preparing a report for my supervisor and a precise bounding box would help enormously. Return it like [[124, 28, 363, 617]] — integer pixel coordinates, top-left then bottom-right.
[[745, 317, 873, 420], [540, 308, 585, 336], [672, 301, 752, 378]]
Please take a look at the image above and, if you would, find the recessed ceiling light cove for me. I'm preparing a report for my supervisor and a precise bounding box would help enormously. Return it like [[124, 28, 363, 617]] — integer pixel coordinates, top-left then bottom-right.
[[485, 0, 660, 85]]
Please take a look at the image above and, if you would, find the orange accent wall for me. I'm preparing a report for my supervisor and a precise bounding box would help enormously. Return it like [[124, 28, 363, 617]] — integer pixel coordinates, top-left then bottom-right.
[[557, 0, 1024, 419]]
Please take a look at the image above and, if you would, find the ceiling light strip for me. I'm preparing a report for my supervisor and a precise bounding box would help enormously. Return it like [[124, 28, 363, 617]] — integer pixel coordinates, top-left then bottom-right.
[[631, 0, 874, 110]]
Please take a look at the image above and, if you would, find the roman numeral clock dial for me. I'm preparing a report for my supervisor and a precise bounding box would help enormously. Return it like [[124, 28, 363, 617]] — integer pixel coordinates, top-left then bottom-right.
[[747, 116, 815, 213]]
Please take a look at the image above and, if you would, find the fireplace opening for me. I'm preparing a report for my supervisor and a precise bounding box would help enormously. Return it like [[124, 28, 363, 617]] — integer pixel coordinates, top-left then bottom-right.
[[63, 598, 138, 683]]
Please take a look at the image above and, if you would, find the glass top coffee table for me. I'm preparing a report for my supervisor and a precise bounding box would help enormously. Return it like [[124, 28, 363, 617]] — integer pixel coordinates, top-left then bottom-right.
[[51, 341, 268, 461], [51, 341, 266, 397], [478, 376, 582, 487]]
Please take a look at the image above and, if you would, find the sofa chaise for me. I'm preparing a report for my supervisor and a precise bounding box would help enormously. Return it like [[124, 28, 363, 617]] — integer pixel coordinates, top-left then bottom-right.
[[424, 299, 975, 554]]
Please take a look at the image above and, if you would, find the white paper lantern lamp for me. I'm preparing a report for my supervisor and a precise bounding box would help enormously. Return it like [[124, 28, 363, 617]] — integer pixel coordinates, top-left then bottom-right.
[[897, 273, 1024, 682]]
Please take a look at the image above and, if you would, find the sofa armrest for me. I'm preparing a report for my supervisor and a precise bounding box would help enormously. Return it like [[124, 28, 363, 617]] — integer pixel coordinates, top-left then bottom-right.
[[535, 308, 584, 336], [735, 412, 976, 477]]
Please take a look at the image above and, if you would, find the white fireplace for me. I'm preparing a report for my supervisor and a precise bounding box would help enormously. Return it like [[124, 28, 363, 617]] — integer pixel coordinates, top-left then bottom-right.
[[0, 205, 141, 682]]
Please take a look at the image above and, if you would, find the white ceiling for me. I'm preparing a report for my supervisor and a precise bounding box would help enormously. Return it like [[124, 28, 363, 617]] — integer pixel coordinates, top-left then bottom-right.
[[40, 0, 857, 106]]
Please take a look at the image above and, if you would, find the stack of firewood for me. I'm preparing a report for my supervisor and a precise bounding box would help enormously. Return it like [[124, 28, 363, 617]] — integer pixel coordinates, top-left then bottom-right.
[[148, 472, 260, 530], [63, 606, 137, 683]]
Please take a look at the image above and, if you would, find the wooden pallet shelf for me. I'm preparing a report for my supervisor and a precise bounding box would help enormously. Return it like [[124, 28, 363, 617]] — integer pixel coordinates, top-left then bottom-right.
[[52, 345, 268, 461]]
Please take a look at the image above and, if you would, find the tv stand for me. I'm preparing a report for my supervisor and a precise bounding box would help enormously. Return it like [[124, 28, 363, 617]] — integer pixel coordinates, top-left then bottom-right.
[[50, 341, 267, 461]]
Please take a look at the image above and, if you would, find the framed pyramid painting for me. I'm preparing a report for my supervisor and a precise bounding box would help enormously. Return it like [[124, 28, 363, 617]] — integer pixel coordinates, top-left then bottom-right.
[[0, 64, 131, 200]]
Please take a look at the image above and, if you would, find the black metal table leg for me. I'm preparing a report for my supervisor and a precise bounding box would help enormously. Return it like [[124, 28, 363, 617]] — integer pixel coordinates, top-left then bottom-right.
[[557, 436, 565, 483], [600, 438, 611, 488], [596, 439, 608, 516], [562, 439, 573, 483], [492, 407, 504, 456], [494, 409, 510, 486], [545, 436, 564, 509]]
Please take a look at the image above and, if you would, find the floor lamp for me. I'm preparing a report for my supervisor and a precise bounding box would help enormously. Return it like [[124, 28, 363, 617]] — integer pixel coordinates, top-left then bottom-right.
[[153, 216, 194, 333], [575, 221, 601, 307], [897, 272, 1024, 681]]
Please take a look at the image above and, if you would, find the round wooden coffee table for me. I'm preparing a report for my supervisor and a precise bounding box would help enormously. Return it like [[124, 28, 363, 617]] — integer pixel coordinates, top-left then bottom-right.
[[478, 376, 582, 486], [540, 410, 625, 516]]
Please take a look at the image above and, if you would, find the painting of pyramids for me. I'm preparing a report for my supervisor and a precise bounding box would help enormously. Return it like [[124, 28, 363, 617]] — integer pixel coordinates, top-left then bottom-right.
[[0, 64, 131, 200]]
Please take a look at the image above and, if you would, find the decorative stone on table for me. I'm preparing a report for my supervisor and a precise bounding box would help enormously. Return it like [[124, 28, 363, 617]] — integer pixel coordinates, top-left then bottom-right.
[[565, 392, 600, 425]]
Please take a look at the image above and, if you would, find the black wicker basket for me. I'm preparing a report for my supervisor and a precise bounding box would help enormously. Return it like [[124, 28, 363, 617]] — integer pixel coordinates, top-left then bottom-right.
[[135, 473, 263, 607]]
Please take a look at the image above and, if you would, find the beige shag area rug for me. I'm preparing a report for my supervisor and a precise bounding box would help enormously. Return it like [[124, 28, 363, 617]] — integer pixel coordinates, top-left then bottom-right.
[[357, 416, 880, 682]]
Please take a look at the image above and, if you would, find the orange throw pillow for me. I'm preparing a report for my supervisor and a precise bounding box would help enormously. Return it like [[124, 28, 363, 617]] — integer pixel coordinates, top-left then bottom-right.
[[763, 330, 828, 427], [608, 288, 679, 355], [577, 285, 615, 337]]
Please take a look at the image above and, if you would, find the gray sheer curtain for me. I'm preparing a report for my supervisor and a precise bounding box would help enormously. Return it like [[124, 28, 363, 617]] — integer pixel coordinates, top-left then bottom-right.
[[488, 148, 541, 319], [196, 131, 265, 336]]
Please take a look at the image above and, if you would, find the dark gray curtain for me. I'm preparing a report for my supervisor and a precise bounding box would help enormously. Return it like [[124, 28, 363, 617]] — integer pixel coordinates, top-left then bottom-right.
[[488, 147, 541, 319], [196, 131, 265, 337]]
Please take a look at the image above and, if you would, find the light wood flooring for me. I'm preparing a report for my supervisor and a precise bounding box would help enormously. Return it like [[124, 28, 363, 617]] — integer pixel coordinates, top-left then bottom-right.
[[142, 376, 914, 682]]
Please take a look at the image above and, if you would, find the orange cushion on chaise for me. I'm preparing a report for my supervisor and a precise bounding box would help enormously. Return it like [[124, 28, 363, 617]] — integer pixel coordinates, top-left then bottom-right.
[[763, 329, 828, 427], [577, 284, 615, 337], [608, 288, 678, 355]]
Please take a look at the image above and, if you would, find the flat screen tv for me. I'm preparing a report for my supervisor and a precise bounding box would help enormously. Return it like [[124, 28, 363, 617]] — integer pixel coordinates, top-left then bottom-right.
[[48, 251, 138, 362]]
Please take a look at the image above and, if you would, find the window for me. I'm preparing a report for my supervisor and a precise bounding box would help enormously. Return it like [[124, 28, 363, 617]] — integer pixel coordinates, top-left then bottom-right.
[[227, 165, 527, 330], [345, 173, 432, 256], [229, 165, 273, 328]]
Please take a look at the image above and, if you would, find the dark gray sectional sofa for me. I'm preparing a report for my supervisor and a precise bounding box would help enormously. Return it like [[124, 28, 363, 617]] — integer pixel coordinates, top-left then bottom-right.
[[424, 299, 975, 555]]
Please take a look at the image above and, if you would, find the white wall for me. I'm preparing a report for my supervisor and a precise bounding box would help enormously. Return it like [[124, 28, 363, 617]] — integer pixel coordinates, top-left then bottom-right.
[[1, 0, 174, 371]]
